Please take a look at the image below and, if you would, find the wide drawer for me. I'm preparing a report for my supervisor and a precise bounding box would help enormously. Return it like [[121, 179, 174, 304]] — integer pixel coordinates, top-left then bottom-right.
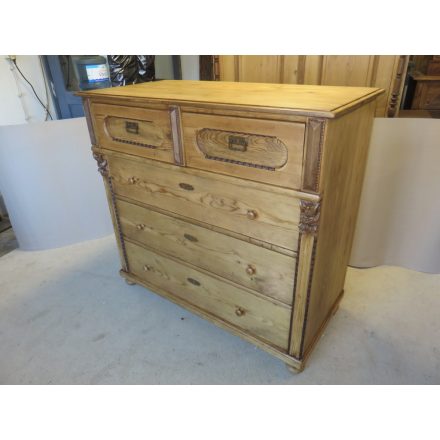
[[182, 112, 305, 189], [117, 198, 296, 305], [125, 240, 291, 350], [108, 154, 300, 251], [91, 102, 174, 163]]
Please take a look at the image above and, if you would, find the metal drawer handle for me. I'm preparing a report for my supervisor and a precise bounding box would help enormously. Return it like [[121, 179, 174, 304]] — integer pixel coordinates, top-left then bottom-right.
[[184, 233, 198, 243], [125, 121, 139, 134], [187, 277, 201, 286], [235, 307, 246, 317], [228, 135, 248, 152], [179, 182, 194, 191], [246, 265, 256, 276], [136, 224, 146, 231], [246, 209, 258, 220]]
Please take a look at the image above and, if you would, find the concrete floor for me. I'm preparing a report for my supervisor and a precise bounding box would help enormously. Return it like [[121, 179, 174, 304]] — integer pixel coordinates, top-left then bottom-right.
[[0, 235, 439, 384]]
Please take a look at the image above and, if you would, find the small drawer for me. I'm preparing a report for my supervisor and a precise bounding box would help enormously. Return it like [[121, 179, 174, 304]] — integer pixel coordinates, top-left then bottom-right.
[[182, 112, 306, 189], [125, 240, 291, 350], [117, 198, 296, 305], [108, 154, 301, 251], [91, 102, 174, 163]]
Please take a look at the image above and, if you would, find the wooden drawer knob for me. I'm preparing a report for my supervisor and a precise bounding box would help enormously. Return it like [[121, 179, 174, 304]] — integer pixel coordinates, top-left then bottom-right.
[[136, 223, 146, 231], [235, 307, 246, 317], [179, 182, 194, 191], [128, 176, 138, 185], [143, 264, 152, 272], [246, 265, 256, 276], [246, 209, 258, 220]]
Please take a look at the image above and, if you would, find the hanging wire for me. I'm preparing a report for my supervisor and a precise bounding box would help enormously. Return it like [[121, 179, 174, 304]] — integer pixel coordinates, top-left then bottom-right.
[[11, 57, 53, 120]]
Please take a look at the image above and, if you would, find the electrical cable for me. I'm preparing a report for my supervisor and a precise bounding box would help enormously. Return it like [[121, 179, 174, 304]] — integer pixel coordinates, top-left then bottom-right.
[[38, 55, 51, 121], [12, 58, 53, 120]]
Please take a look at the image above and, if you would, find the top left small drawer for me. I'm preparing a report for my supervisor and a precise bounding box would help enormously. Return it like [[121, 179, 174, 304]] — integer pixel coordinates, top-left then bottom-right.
[[90, 102, 175, 163]]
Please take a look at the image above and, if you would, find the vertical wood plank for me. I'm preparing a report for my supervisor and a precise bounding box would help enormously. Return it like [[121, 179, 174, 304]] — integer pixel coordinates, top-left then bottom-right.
[[237, 55, 282, 83], [219, 56, 236, 81], [289, 234, 315, 357]]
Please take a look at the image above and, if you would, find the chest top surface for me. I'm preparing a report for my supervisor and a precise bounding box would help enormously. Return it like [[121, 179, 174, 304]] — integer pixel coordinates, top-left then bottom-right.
[[78, 80, 382, 117]]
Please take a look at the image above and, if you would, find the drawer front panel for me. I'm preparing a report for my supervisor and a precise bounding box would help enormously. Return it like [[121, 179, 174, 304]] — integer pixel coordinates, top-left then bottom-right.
[[91, 103, 174, 163], [109, 154, 300, 251], [182, 112, 305, 189], [117, 198, 296, 304], [125, 240, 291, 349]]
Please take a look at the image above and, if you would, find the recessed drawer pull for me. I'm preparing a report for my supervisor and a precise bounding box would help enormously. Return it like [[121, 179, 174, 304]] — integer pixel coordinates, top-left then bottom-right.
[[128, 176, 138, 185], [179, 182, 194, 191], [184, 233, 198, 242], [125, 121, 139, 134], [235, 307, 246, 317], [246, 265, 256, 276], [187, 277, 201, 286], [143, 264, 153, 272], [228, 135, 248, 152], [136, 223, 146, 231], [246, 209, 258, 220]]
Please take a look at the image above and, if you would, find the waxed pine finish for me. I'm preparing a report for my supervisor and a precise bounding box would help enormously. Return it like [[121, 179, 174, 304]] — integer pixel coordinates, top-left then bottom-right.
[[79, 80, 382, 372]]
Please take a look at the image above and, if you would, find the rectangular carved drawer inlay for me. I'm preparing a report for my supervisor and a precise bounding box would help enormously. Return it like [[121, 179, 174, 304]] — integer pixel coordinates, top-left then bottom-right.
[[125, 240, 292, 350], [117, 198, 297, 305]]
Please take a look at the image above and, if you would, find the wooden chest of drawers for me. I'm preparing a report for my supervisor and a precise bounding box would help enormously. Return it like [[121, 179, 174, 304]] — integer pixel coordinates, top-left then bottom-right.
[[79, 80, 382, 372]]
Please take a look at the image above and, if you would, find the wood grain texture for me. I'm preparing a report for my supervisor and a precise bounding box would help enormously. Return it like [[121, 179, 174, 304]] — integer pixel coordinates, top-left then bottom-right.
[[411, 78, 440, 110], [183, 111, 305, 189], [79, 80, 382, 118], [91, 102, 174, 163], [289, 234, 315, 357], [82, 98, 96, 144], [106, 152, 305, 250], [169, 105, 184, 165], [117, 198, 296, 304], [302, 118, 326, 192], [119, 269, 304, 371], [237, 55, 283, 83], [301, 101, 377, 354], [125, 240, 292, 349], [213, 56, 399, 117], [82, 80, 381, 372], [321, 56, 376, 87]]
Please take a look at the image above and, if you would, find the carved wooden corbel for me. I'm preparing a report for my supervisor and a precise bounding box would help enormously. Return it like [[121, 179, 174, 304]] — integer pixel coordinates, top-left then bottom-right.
[[92, 152, 109, 177], [299, 200, 321, 236]]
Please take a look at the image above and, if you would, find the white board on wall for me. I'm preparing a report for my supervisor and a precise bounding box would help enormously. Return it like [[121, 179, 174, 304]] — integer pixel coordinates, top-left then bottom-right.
[[0, 117, 113, 250], [350, 118, 440, 274]]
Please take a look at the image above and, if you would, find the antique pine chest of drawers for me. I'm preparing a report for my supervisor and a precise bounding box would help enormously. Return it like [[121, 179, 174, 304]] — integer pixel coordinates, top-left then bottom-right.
[[79, 80, 382, 372]]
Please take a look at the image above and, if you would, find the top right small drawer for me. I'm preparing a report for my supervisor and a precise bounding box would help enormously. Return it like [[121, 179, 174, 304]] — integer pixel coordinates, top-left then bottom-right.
[[182, 112, 306, 190]]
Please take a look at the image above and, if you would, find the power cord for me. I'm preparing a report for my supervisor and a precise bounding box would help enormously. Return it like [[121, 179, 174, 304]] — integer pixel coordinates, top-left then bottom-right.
[[12, 58, 53, 120]]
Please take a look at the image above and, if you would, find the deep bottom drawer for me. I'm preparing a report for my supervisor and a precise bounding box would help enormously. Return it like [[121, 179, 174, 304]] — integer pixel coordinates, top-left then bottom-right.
[[125, 240, 291, 350]]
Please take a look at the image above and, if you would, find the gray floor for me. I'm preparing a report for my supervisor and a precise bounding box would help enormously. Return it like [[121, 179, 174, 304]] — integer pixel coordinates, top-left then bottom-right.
[[0, 235, 439, 384]]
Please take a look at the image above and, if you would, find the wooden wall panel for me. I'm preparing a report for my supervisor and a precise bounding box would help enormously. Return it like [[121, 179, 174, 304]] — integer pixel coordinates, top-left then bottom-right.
[[237, 55, 282, 83], [321, 55, 375, 87], [216, 55, 406, 117]]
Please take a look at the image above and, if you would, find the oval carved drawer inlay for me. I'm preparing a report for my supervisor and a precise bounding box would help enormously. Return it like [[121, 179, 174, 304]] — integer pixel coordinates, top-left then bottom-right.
[[196, 128, 288, 171]]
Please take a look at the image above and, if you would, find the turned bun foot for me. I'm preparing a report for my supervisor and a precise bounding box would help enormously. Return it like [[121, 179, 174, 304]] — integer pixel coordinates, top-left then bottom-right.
[[125, 279, 136, 286], [286, 364, 302, 374]]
